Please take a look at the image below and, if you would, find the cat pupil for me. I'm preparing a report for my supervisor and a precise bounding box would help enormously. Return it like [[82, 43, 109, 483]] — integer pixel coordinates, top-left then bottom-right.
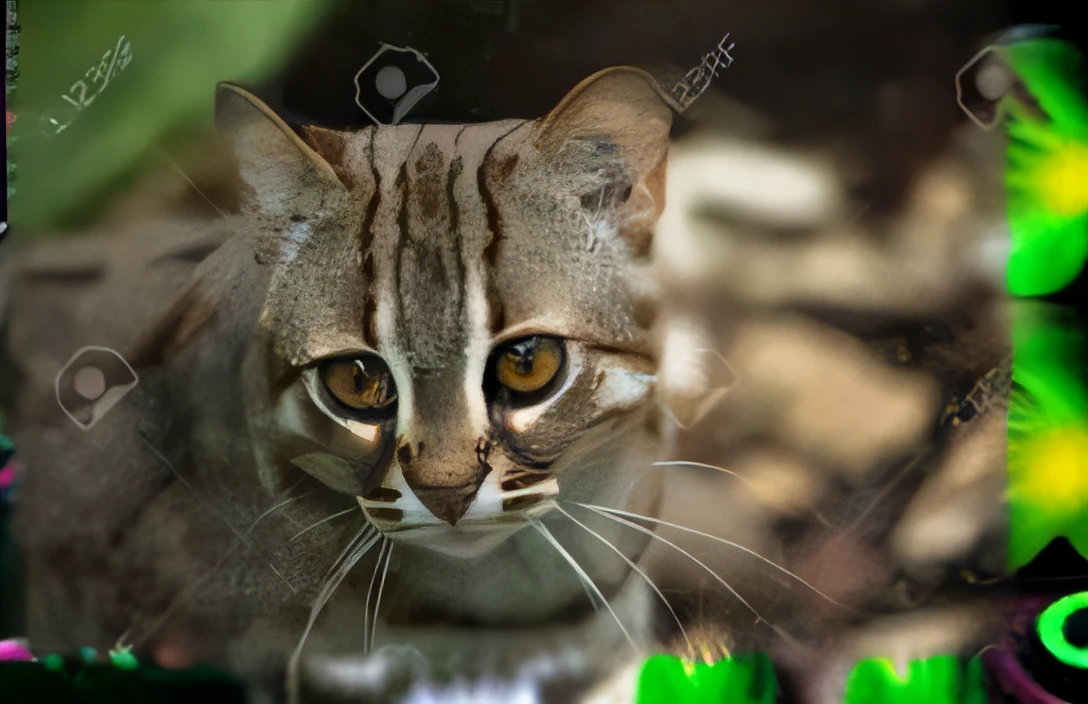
[[319, 356, 396, 414], [509, 343, 536, 375], [352, 360, 367, 394], [351, 363, 390, 405]]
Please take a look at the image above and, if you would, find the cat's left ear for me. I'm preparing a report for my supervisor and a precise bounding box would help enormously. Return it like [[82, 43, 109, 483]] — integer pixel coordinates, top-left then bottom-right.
[[215, 83, 349, 217], [538, 67, 674, 251]]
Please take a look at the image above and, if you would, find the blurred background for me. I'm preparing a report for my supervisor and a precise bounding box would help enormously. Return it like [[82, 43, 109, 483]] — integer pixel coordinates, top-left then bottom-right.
[[6, 1, 1088, 702]]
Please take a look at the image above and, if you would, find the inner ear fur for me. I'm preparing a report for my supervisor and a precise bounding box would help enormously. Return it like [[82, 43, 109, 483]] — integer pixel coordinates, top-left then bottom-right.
[[214, 83, 349, 217], [537, 66, 672, 177], [538, 67, 674, 252]]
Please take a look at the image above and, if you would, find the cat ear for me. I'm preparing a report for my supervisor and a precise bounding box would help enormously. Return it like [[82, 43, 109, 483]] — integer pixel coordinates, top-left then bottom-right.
[[538, 66, 673, 161], [537, 67, 674, 252], [215, 83, 348, 217]]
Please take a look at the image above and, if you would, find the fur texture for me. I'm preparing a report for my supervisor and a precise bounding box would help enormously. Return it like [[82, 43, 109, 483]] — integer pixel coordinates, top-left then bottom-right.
[[0, 67, 726, 702]]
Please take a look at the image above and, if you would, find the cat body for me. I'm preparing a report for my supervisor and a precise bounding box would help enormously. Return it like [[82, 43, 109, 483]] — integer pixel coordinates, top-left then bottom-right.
[[0, 68, 713, 701]]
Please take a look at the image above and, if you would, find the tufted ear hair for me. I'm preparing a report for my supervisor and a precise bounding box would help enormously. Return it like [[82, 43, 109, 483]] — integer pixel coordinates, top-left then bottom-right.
[[537, 67, 675, 254], [214, 83, 349, 217]]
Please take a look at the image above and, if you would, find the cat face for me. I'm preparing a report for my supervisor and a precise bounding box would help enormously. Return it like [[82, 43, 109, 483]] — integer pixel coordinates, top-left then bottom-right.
[[219, 69, 675, 558]]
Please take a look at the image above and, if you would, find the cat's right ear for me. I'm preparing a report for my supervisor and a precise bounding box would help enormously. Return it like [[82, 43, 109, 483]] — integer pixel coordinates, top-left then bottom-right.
[[215, 83, 348, 217]]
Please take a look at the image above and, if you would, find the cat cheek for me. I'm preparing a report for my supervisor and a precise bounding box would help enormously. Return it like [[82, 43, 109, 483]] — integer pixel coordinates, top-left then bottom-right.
[[591, 367, 656, 413], [289, 450, 389, 496], [289, 453, 362, 495], [655, 315, 736, 429]]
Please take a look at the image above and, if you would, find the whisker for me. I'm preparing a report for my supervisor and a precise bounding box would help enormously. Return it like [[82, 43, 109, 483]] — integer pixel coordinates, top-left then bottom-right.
[[287, 528, 381, 704], [579, 504, 853, 612], [582, 576, 604, 611], [289, 507, 358, 544], [269, 561, 299, 595], [570, 503, 801, 646], [250, 492, 311, 534], [130, 545, 242, 652], [370, 540, 393, 654], [156, 147, 229, 220], [127, 484, 311, 650], [530, 518, 637, 653], [652, 460, 832, 528], [364, 537, 389, 654], [555, 505, 693, 657], [844, 448, 931, 534], [137, 432, 194, 491], [322, 525, 374, 583]]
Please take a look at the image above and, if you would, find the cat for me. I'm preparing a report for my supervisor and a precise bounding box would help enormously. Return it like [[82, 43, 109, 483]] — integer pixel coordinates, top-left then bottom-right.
[[0, 66, 724, 702]]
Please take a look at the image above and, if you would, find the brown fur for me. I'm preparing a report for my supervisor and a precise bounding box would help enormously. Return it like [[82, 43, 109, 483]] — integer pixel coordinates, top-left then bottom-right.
[[0, 67, 736, 701]]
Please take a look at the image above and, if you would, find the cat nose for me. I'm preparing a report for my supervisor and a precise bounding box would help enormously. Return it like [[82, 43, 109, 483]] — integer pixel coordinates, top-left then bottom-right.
[[396, 439, 487, 526], [410, 485, 477, 526]]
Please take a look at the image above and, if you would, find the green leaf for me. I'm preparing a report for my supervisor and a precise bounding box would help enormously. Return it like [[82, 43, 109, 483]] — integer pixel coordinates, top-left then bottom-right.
[[12, 1, 330, 230], [843, 656, 988, 704], [636, 653, 777, 704]]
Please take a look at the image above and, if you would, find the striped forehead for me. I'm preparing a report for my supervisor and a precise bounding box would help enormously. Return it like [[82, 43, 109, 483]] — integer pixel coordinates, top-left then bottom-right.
[[362, 120, 526, 375]]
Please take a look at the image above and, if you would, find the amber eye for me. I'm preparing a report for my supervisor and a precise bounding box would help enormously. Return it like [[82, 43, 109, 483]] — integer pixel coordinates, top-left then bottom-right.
[[319, 355, 397, 417], [494, 337, 565, 394]]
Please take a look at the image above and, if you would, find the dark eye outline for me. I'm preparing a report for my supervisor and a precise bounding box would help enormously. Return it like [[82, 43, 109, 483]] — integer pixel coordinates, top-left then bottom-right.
[[314, 353, 398, 423], [485, 336, 568, 408]]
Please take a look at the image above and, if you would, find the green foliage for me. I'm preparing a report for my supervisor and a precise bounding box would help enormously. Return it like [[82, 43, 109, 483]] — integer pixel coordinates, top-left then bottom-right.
[[842, 655, 989, 704], [1000, 39, 1088, 297], [11, 0, 330, 231], [1007, 306, 1088, 571], [635, 653, 777, 704]]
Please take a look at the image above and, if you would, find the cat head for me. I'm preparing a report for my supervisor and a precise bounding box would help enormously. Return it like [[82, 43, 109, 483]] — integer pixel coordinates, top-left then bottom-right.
[[217, 67, 694, 558]]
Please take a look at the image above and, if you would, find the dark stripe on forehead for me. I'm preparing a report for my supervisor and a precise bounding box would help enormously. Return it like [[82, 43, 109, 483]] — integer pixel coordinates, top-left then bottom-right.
[[478, 121, 529, 267], [360, 129, 381, 257], [360, 128, 382, 345], [448, 155, 466, 328], [391, 126, 476, 374], [392, 125, 426, 345], [393, 161, 410, 341]]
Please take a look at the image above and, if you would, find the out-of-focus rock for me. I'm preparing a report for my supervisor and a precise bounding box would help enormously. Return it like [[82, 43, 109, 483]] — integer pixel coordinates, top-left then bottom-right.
[[719, 316, 940, 480], [891, 411, 1007, 575]]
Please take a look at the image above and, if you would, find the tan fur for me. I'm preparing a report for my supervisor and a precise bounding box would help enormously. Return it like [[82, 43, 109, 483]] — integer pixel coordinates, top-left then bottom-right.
[[0, 67, 721, 701]]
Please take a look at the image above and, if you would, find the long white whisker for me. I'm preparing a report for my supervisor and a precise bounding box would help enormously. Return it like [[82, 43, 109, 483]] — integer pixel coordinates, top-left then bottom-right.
[[530, 519, 637, 653], [555, 505, 693, 657], [128, 484, 309, 650], [570, 503, 800, 646], [364, 538, 389, 654], [581, 578, 603, 610], [322, 526, 373, 583], [651, 460, 832, 528], [370, 540, 393, 653], [287, 528, 380, 704], [249, 493, 311, 536], [156, 147, 229, 220], [288, 507, 358, 543], [580, 503, 852, 611]]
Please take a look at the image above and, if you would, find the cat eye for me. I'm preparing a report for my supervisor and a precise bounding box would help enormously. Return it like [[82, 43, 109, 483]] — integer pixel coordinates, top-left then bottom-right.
[[492, 337, 565, 397], [318, 355, 397, 418]]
